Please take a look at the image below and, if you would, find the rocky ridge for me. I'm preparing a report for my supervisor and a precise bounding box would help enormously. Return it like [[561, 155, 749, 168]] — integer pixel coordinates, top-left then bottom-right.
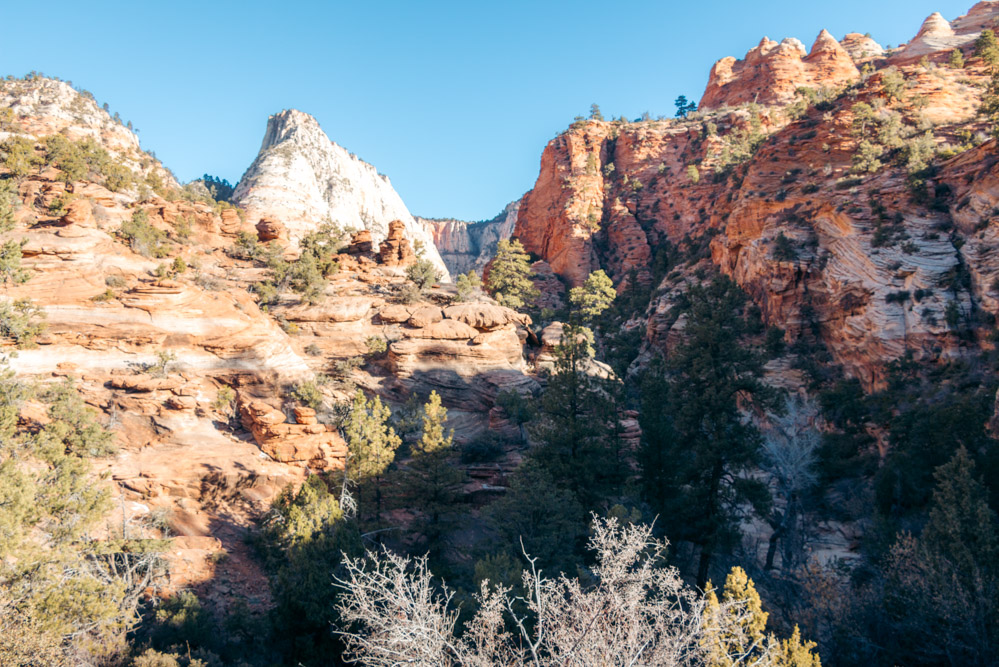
[[513, 2, 999, 389]]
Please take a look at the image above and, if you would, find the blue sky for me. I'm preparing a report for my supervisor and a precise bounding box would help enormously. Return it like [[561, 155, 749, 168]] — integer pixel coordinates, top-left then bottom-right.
[[0, 0, 975, 220]]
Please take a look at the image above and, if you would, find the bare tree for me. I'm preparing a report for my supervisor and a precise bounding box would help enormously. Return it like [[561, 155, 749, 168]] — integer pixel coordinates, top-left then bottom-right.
[[335, 516, 774, 666], [760, 394, 820, 571]]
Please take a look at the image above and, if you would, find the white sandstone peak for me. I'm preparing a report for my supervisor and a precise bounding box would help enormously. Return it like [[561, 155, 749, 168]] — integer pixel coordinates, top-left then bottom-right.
[[233, 109, 450, 279]]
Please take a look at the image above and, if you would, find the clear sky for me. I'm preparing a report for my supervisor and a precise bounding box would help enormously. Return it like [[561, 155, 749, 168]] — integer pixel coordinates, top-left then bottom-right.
[[0, 0, 977, 220]]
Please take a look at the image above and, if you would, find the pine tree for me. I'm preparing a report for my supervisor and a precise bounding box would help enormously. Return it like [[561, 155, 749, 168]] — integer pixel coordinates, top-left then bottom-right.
[[975, 28, 999, 67], [568, 269, 616, 324], [949, 48, 966, 69], [401, 392, 465, 560], [589, 103, 604, 121], [980, 67, 999, 139], [344, 390, 401, 529], [922, 446, 997, 589], [641, 276, 775, 587], [531, 322, 625, 507], [485, 239, 539, 311]]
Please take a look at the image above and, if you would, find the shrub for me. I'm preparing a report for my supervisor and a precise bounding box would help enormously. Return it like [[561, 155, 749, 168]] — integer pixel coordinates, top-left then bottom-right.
[[104, 274, 126, 288], [365, 336, 387, 357], [687, 164, 700, 184], [292, 379, 324, 410], [305, 343, 323, 357], [460, 431, 507, 463], [405, 258, 441, 290], [0, 179, 20, 232], [948, 49, 966, 69], [147, 350, 176, 378], [773, 232, 798, 261], [454, 270, 482, 302], [881, 67, 907, 103], [119, 208, 169, 258], [0, 136, 38, 179], [0, 298, 45, 347], [0, 239, 31, 285], [212, 385, 236, 416], [396, 282, 422, 304]]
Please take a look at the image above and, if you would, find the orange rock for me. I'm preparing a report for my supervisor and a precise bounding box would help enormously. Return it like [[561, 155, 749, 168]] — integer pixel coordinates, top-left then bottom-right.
[[378, 220, 416, 267], [255, 217, 287, 242], [700, 31, 859, 110]]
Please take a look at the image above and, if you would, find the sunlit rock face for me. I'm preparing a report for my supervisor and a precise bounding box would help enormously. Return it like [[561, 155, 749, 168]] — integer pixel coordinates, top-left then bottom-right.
[[699, 31, 860, 111], [233, 108, 449, 279], [421, 198, 520, 276]]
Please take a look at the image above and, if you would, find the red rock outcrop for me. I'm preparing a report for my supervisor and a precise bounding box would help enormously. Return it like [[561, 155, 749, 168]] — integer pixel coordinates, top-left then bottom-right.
[[255, 217, 287, 243], [700, 31, 859, 110], [238, 395, 347, 469], [378, 220, 416, 267]]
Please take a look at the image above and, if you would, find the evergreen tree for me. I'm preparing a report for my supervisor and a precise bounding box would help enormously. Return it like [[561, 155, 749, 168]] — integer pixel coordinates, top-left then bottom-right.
[[980, 67, 999, 139], [568, 269, 616, 324], [975, 28, 999, 67], [874, 448, 998, 666], [344, 390, 401, 529], [589, 103, 604, 121], [949, 48, 966, 69], [262, 474, 361, 664], [640, 275, 775, 587], [675, 95, 698, 118], [401, 392, 465, 561], [485, 238, 539, 311], [0, 179, 19, 233], [484, 461, 584, 573]]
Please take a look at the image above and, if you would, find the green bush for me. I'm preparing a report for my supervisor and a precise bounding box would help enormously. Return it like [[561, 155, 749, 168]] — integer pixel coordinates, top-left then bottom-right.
[[454, 270, 482, 302], [0, 179, 20, 232], [365, 336, 387, 357], [119, 208, 169, 258], [773, 232, 798, 261], [0, 136, 38, 179], [292, 380, 324, 410], [948, 49, 966, 69], [975, 28, 999, 66], [0, 239, 31, 285], [0, 298, 45, 347], [405, 258, 441, 290]]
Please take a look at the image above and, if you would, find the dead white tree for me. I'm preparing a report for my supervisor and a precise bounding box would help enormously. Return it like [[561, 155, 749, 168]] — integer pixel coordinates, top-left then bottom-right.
[[760, 394, 820, 571], [334, 516, 772, 666]]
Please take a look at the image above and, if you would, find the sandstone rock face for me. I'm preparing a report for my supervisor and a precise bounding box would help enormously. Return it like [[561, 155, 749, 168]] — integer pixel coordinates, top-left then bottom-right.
[[421, 199, 521, 276], [700, 31, 859, 110], [232, 109, 449, 279], [239, 395, 347, 469], [513, 39, 999, 389], [892, 2, 999, 63], [840, 33, 886, 62], [0, 77, 179, 190]]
